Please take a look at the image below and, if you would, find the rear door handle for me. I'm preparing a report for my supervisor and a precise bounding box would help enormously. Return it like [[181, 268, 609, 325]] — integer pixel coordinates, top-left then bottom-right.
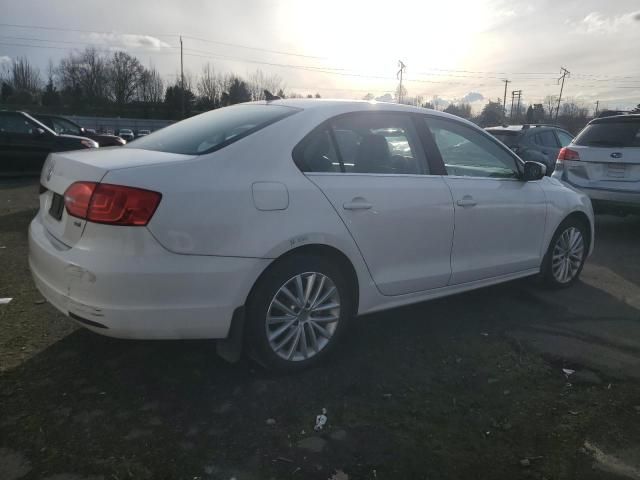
[[343, 199, 373, 210], [456, 196, 477, 207]]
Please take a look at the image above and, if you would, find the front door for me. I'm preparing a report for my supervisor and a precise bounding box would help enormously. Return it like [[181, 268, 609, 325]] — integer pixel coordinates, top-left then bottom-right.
[[423, 116, 547, 285], [295, 111, 454, 295]]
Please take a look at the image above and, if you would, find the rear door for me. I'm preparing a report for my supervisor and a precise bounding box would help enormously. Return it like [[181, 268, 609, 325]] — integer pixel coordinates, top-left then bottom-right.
[[564, 118, 640, 193], [297, 111, 454, 295], [532, 129, 561, 169], [422, 116, 547, 284]]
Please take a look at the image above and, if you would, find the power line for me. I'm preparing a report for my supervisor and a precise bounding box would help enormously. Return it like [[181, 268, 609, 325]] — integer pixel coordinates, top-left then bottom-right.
[[0, 23, 325, 60], [180, 35, 325, 60]]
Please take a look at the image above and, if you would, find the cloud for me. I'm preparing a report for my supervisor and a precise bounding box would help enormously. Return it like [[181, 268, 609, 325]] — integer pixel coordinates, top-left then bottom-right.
[[578, 10, 640, 34], [86, 33, 171, 50], [0, 56, 11, 67], [461, 92, 484, 103]]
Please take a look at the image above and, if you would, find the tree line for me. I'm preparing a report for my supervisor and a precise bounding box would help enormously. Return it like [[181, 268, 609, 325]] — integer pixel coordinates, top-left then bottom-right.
[[0, 49, 321, 119]]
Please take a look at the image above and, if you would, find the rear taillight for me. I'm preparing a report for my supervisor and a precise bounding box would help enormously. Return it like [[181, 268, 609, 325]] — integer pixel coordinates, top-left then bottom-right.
[[64, 182, 161, 226], [557, 147, 580, 161]]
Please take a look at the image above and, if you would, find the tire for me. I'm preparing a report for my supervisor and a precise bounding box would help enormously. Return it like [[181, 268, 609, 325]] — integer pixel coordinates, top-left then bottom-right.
[[245, 254, 354, 371], [541, 217, 588, 288]]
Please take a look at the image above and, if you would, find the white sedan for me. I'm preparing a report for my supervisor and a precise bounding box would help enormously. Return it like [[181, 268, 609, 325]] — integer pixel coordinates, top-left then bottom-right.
[[29, 100, 594, 370]]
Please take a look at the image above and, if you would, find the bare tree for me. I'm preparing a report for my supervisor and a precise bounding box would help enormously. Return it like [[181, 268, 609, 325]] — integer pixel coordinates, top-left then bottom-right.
[[57, 48, 110, 101], [543, 95, 557, 119], [197, 63, 220, 106], [247, 69, 285, 101], [109, 51, 144, 106], [9, 56, 41, 92], [138, 67, 164, 103]]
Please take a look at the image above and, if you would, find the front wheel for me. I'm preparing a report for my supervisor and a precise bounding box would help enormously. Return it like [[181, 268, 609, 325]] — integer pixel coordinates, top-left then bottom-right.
[[245, 255, 354, 371], [541, 218, 588, 288]]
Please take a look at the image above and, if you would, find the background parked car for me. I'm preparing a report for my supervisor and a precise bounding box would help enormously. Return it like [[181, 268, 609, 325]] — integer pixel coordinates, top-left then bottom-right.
[[34, 114, 126, 147], [116, 128, 135, 142], [136, 129, 151, 138], [486, 124, 574, 175], [0, 111, 98, 175], [553, 114, 640, 215]]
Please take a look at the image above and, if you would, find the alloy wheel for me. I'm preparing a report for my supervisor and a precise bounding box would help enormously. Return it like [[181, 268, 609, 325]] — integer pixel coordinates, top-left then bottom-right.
[[265, 272, 341, 361], [551, 226, 585, 284]]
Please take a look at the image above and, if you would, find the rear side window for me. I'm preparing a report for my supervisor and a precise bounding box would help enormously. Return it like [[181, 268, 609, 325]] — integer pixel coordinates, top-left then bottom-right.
[[127, 104, 299, 155], [556, 130, 574, 147], [534, 131, 559, 148], [575, 121, 640, 147]]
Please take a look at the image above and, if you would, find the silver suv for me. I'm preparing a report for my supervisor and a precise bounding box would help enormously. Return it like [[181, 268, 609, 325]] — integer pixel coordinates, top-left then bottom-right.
[[552, 114, 640, 215], [486, 124, 574, 175]]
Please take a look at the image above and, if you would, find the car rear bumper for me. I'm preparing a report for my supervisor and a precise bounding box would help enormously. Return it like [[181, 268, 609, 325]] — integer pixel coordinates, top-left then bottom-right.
[[28, 211, 270, 339], [554, 166, 640, 213]]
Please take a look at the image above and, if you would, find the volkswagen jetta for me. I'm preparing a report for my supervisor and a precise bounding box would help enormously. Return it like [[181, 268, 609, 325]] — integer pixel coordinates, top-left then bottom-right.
[[29, 100, 594, 370]]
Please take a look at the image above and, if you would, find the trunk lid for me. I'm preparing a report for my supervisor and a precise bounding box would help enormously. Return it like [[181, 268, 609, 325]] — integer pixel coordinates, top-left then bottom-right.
[[39, 147, 193, 247]]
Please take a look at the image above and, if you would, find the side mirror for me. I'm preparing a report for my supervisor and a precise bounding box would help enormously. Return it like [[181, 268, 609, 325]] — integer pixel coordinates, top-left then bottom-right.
[[32, 127, 46, 137], [522, 161, 547, 181]]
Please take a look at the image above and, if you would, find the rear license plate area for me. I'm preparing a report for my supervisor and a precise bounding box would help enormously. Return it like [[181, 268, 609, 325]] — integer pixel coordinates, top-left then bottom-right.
[[49, 193, 64, 221], [607, 164, 626, 178]]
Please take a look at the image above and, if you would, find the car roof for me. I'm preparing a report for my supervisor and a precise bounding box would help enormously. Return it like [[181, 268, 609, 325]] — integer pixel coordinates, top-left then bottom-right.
[[591, 114, 640, 124]]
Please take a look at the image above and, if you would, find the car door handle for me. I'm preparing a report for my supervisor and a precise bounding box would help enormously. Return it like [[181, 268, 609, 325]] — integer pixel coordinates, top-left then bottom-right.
[[343, 199, 373, 210], [456, 197, 477, 207]]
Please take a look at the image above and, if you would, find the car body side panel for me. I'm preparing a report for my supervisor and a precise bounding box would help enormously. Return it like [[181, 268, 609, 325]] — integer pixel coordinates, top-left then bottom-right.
[[538, 176, 595, 255]]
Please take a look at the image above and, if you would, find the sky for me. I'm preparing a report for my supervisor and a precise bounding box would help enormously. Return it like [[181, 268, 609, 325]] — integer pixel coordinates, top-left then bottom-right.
[[1, 0, 639, 112]]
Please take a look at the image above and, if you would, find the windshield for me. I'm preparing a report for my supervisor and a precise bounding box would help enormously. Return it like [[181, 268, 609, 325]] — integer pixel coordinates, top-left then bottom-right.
[[574, 121, 640, 147], [127, 104, 299, 155]]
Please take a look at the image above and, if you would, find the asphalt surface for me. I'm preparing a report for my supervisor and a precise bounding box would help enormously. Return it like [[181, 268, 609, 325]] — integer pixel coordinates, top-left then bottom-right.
[[1, 178, 639, 480]]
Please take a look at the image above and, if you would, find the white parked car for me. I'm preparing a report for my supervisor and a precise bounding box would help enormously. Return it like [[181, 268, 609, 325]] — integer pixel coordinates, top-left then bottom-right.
[[29, 100, 594, 370], [552, 114, 640, 215]]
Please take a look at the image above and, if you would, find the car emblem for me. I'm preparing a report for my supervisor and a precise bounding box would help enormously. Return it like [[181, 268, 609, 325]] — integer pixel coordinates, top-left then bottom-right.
[[46, 161, 55, 181], [610, 152, 623, 159]]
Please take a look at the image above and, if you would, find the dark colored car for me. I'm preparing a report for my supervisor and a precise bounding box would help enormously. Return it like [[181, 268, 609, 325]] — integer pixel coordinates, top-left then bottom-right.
[[34, 114, 126, 147], [0, 111, 98, 175], [485, 124, 574, 175], [116, 128, 135, 142]]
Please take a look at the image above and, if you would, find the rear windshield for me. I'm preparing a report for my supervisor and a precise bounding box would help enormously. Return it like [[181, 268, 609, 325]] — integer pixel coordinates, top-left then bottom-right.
[[487, 130, 521, 148], [574, 121, 640, 148], [126, 104, 299, 155]]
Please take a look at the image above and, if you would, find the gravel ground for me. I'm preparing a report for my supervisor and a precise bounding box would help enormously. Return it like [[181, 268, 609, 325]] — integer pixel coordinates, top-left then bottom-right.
[[1, 178, 639, 480]]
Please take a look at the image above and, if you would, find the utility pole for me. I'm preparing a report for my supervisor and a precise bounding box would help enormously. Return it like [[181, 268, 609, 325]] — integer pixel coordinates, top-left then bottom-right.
[[594, 100, 600, 117], [180, 35, 185, 119], [555, 67, 570, 121], [511, 90, 522, 120], [397, 60, 406, 104], [502, 79, 510, 120]]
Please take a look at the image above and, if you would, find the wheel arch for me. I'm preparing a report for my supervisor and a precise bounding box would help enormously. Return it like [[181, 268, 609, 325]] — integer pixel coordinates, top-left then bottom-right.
[[563, 210, 593, 251], [249, 243, 360, 314]]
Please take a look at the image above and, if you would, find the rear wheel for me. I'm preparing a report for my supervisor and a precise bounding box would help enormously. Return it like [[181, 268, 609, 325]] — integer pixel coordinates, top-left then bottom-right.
[[246, 255, 354, 371], [541, 218, 588, 288]]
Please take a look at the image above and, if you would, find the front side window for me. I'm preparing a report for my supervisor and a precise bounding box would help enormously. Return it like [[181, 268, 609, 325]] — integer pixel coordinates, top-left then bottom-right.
[[425, 117, 519, 178], [51, 118, 81, 135], [534, 130, 559, 147], [556, 130, 574, 147], [295, 112, 427, 174], [128, 104, 299, 155]]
